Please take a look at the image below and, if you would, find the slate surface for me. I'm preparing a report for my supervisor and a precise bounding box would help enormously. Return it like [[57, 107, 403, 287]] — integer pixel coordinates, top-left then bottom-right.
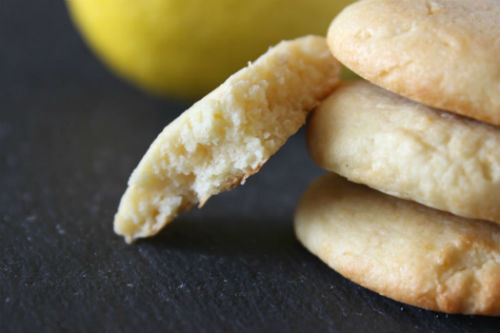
[[1, 1, 499, 332]]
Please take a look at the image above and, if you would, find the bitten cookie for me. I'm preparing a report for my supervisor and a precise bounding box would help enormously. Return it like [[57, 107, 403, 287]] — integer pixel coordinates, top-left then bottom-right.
[[307, 81, 500, 223], [328, 0, 500, 125], [114, 36, 341, 243], [294, 173, 500, 315]]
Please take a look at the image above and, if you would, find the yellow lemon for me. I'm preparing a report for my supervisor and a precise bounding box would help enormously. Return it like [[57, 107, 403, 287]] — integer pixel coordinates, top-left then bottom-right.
[[67, 0, 354, 99]]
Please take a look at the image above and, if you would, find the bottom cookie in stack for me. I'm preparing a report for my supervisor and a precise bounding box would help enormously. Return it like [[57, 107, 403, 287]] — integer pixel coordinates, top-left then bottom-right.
[[294, 173, 500, 315]]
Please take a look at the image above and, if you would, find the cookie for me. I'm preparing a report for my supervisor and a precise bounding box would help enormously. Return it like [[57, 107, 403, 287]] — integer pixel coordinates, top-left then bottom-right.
[[307, 81, 500, 223], [114, 36, 341, 243], [294, 173, 500, 315], [327, 0, 500, 125]]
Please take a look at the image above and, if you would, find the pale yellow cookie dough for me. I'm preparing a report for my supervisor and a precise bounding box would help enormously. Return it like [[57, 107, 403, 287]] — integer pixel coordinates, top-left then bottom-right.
[[307, 81, 500, 223], [114, 36, 341, 243], [328, 0, 500, 125], [295, 173, 500, 315]]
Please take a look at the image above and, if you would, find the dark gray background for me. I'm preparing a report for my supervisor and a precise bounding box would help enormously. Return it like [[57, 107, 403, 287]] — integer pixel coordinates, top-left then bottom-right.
[[1, 1, 498, 332]]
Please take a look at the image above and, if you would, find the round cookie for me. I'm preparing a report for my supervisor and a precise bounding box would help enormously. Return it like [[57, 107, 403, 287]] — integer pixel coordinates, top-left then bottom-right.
[[294, 173, 500, 315], [328, 0, 500, 125], [114, 36, 341, 243], [307, 81, 500, 224]]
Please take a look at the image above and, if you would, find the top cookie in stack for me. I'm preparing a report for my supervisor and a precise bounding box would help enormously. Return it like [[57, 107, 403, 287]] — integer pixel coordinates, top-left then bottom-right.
[[296, 0, 500, 316], [328, 0, 500, 125]]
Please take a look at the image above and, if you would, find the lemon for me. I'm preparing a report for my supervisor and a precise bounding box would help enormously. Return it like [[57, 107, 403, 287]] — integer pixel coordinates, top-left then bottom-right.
[[67, 0, 354, 99]]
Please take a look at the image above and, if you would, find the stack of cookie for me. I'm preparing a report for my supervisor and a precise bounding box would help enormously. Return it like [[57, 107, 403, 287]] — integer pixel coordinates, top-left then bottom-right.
[[295, 0, 500, 315]]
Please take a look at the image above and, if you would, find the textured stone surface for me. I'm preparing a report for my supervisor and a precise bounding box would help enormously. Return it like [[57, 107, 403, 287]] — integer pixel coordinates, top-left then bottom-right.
[[0, 1, 499, 331]]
